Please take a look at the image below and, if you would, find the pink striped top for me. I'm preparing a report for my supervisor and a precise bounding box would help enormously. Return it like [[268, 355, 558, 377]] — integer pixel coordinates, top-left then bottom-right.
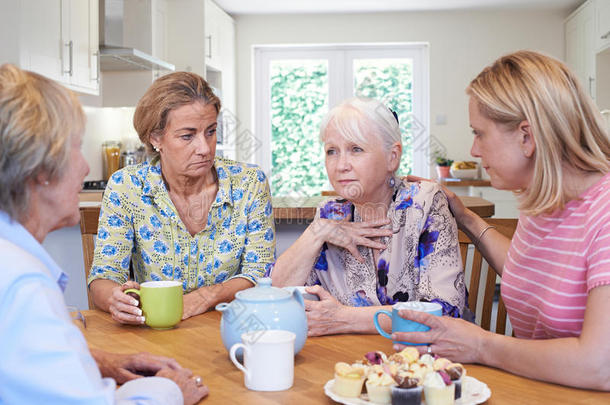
[[501, 172, 610, 339]]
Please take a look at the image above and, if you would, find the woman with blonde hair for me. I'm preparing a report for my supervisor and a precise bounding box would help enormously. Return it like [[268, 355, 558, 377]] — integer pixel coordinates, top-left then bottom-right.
[[88, 72, 275, 324], [397, 50, 610, 390], [0, 64, 207, 403]]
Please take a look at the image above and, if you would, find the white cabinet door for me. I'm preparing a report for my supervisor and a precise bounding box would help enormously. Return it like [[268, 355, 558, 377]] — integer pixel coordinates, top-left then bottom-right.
[[61, 0, 99, 94], [204, 0, 222, 70], [22, 0, 64, 83], [596, 0, 610, 51], [565, 1, 596, 99]]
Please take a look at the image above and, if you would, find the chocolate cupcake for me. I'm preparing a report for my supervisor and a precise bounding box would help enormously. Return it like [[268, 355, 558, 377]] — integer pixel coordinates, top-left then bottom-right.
[[390, 371, 422, 405], [446, 363, 466, 399]]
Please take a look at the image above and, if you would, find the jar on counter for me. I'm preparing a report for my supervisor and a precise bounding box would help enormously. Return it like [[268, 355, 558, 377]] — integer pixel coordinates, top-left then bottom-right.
[[102, 140, 121, 181], [120, 150, 138, 168]]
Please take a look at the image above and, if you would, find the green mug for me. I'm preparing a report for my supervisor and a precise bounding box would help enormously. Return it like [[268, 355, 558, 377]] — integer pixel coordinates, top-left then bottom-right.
[[125, 281, 183, 329]]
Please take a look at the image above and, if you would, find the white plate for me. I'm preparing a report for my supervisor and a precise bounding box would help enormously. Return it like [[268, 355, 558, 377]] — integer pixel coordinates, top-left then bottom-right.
[[324, 375, 491, 405]]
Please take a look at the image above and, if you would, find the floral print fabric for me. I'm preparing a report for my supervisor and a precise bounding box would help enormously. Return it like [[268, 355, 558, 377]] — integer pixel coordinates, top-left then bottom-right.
[[307, 180, 467, 317], [88, 157, 275, 292]]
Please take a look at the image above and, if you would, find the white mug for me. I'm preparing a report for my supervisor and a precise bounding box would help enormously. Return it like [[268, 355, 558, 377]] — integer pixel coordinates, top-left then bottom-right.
[[229, 330, 296, 391]]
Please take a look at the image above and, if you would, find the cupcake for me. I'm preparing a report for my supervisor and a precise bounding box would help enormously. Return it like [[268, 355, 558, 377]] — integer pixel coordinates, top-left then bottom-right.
[[418, 353, 435, 368], [333, 362, 366, 397], [390, 370, 423, 405], [423, 370, 455, 405], [391, 347, 420, 365], [445, 363, 466, 399], [365, 367, 396, 404], [365, 351, 388, 365]]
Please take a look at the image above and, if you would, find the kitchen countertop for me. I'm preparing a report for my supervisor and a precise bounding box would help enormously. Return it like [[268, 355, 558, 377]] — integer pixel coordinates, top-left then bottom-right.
[[79, 192, 495, 220], [440, 178, 492, 187]]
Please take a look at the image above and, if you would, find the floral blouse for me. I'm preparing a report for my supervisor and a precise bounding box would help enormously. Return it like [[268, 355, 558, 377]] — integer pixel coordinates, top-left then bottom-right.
[[306, 180, 467, 317], [88, 157, 275, 293]]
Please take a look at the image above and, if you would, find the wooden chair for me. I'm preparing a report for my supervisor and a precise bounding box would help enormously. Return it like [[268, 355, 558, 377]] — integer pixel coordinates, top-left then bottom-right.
[[79, 207, 101, 309], [459, 218, 518, 335]]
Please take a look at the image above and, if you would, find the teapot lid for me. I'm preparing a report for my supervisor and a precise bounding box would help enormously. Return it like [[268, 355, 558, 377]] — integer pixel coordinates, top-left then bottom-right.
[[235, 277, 291, 301]]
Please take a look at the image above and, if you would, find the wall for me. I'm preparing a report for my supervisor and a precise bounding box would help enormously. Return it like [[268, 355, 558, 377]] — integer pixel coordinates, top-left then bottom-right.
[[234, 10, 567, 172]]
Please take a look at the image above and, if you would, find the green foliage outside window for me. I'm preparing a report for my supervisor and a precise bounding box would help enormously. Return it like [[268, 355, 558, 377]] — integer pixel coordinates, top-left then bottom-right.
[[270, 59, 414, 196]]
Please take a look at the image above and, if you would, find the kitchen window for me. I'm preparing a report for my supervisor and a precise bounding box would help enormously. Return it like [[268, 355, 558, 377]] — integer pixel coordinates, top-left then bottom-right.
[[254, 44, 429, 196]]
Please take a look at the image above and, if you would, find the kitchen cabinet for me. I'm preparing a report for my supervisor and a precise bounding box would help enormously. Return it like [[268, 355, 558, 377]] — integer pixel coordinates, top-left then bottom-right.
[[595, 0, 610, 51], [204, 0, 236, 160], [61, 0, 100, 94], [566, 1, 596, 99], [0, 0, 99, 95]]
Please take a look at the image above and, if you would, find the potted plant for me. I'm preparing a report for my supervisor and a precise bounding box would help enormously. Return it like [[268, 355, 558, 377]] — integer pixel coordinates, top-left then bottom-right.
[[434, 154, 454, 179]]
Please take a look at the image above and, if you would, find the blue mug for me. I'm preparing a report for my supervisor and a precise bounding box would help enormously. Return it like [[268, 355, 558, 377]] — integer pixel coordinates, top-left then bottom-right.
[[373, 302, 442, 345]]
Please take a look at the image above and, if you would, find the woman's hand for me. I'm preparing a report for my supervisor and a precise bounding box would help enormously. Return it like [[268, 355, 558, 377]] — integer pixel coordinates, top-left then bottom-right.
[[404, 175, 471, 226], [91, 349, 183, 384], [156, 367, 209, 405], [392, 309, 488, 363], [309, 218, 392, 262], [108, 281, 145, 325], [304, 286, 351, 336]]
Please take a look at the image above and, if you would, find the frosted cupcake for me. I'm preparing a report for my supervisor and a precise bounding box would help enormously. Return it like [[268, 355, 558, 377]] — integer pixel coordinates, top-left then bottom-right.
[[423, 370, 455, 405], [389, 347, 420, 366], [365, 367, 396, 404], [390, 370, 423, 405], [446, 363, 466, 399], [333, 362, 366, 397]]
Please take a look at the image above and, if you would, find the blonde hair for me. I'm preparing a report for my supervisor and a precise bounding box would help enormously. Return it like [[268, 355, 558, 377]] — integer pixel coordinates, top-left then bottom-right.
[[134, 72, 221, 156], [0, 64, 85, 220], [319, 97, 402, 168], [467, 50, 610, 215]]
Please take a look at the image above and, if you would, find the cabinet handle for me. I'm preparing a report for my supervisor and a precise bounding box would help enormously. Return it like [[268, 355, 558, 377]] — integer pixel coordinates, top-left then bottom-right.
[[92, 51, 100, 83], [206, 35, 212, 58], [602, 31, 610, 40], [64, 41, 73, 76], [589, 76, 595, 96]]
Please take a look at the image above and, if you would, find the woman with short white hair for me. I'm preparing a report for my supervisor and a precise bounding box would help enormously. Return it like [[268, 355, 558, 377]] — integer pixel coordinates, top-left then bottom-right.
[[271, 97, 469, 336]]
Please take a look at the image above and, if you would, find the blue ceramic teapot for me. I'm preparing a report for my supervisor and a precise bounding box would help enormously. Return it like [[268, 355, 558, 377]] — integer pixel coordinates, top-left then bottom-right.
[[215, 278, 308, 354]]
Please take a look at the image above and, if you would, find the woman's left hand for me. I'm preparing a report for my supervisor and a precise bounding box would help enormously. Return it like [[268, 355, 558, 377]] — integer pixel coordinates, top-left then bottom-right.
[[91, 349, 183, 384], [392, 309, 487, 363], [182, 286, 222, 320], [304, 285, 350, 336]]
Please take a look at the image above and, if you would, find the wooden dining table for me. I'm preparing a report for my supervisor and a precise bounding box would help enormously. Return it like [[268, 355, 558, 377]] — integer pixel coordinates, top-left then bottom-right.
[[75, 310, 609, 405]]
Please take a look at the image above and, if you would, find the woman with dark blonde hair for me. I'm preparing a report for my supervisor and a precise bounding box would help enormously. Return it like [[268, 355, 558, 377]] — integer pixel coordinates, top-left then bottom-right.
[[0, 64, 207, 404], [89, 72, 275, 324], [397, 50, 610, 390]]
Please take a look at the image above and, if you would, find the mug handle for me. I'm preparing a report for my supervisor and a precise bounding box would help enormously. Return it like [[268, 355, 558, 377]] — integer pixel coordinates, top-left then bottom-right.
[[373, 310, 393, 339], [124, 288, 140, 297], [229, 343, 249, 377]]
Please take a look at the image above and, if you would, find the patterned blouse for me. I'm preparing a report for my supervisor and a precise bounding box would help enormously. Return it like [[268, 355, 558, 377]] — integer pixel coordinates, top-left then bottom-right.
[[306, 180, 468, 317], [87, 157, 275, 292]]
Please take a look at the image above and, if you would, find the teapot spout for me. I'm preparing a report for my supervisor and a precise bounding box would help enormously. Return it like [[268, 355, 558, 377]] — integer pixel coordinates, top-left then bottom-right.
[[215, 302, 231, 312]]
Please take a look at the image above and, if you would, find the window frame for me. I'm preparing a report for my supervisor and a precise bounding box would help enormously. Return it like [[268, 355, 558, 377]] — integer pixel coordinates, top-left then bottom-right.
[[253, 43, 430, 184]]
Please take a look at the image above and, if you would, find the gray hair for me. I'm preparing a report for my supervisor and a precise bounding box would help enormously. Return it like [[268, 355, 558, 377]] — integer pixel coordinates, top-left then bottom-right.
[[0, 64, 85, 220], [319, 97, 402, 153]]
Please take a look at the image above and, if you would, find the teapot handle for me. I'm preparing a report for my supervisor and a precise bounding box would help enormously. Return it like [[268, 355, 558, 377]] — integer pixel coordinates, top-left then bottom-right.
[[292, 289, 305, 308]]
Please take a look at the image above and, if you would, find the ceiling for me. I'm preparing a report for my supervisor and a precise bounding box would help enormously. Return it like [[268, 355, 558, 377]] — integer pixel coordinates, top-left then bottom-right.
[[215, 0, 583, 15]]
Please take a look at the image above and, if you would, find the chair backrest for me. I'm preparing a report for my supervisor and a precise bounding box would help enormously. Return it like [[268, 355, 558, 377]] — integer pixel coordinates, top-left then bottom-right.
[[459, 218, 518, 335], [79, 207, 101, 309]]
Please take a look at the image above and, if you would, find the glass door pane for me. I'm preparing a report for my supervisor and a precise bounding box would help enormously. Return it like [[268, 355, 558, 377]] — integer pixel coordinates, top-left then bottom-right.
[[270, 60, 329, 196], [353, 58, 414, 175]]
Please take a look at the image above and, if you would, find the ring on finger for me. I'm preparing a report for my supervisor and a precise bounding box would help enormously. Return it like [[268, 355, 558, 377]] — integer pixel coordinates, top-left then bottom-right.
[[427, 345, 433, 354], [193, 376, 202, 386]]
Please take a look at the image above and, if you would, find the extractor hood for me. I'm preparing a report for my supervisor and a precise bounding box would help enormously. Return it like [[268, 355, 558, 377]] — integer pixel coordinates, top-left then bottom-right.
[[99, 0, 174, 72]]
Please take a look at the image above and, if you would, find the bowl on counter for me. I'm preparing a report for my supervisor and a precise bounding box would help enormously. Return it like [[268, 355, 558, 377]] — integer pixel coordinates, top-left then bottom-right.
[[450, 168, 479, 179]]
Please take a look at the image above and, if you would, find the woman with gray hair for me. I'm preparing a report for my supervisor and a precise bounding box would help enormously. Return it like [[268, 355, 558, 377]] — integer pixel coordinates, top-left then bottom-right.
[[0, 64, 207, 404], [271, 97, 468, 336]]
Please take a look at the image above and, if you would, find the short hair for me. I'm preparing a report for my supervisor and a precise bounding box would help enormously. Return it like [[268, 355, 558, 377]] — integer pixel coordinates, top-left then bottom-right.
[[0, 64, 85, 220], [133, 72, 221, 156], [319, 97, 402, 154], [467, 50, 610, 216]]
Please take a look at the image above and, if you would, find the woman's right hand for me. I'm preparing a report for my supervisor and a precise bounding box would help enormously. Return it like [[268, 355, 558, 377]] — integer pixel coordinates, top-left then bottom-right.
[[156, 367, 209, 405], [309, 218, 393, 262], [108, 281, 145, 325]]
